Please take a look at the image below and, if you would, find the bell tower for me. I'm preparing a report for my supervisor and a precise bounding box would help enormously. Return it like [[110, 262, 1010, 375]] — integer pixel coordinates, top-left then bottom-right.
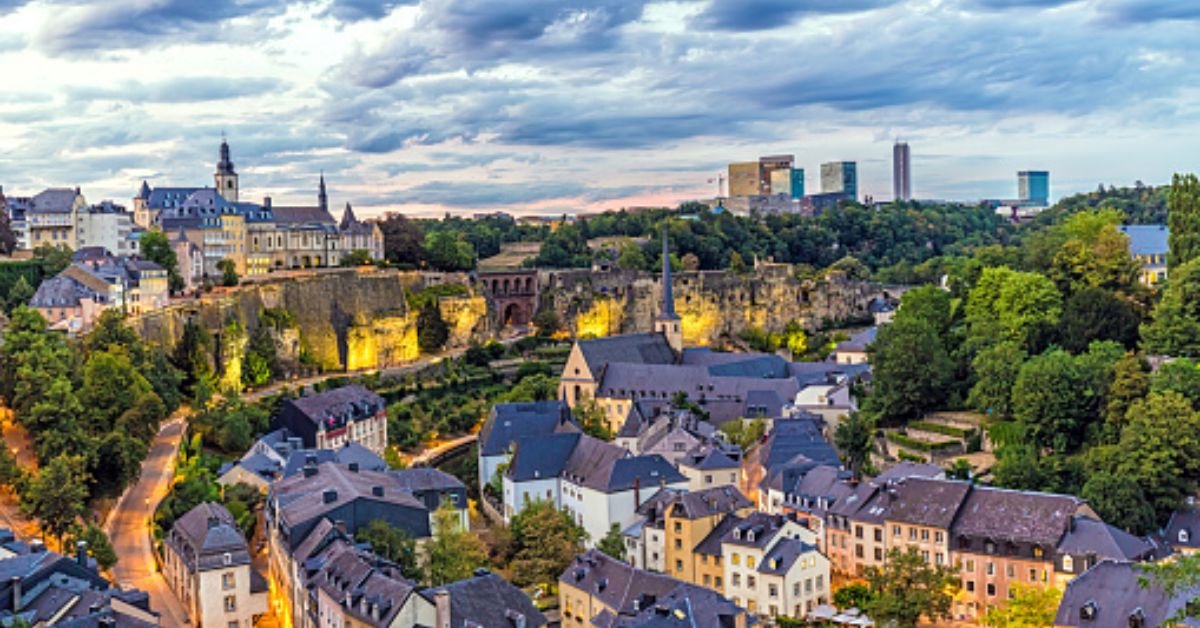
[[655, 230, 683, 355], [214, 137, 239, 202]]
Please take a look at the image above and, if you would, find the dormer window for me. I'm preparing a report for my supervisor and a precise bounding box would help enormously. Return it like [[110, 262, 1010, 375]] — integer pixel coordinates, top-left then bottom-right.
[[1181, 529, 1191, 544], [733, 529, 741, 540], [1063, 555, 1074, 573], [1128, 607, 1145, 628], [1080, 600, 1098, 621], [1033, 546, 1044, 559]]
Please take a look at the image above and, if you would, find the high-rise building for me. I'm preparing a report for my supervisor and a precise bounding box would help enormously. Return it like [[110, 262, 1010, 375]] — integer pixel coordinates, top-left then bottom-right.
[[727, 155, 795, 197], [769, 168, 805, 199], [1019, 171, 1050, 206], [727, 162, 760, 197], [820, 161, 858, 200], [893, 142, 911, 201]]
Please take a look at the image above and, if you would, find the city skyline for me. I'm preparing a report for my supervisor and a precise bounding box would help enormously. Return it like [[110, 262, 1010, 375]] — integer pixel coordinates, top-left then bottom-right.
[[1, 0, 1198, 217]]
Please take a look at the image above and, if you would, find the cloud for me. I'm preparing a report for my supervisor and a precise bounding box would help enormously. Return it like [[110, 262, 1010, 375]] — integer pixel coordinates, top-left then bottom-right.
[[694, 0, 897, 31], [68, 77, 283, 103], [321, 0, 417, 21], [1101, 0, 1200, 23], [420, 0, 649, 46], [36, 0, 286, 53]]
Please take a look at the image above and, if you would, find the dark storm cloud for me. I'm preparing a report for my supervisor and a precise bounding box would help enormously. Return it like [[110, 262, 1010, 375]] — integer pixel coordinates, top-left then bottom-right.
[[36, 0, 286, 53], [693, 0, 897, 31]]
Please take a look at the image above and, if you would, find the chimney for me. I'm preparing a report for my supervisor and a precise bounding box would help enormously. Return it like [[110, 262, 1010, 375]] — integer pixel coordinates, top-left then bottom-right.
[[323, 489, 338, 504], [76, 541, 88, 567], [348, 462, 359, 473], [435, 589, 451, 628], [208, 516, 222, 529], [371, 486, 384, 497], [303, 465, 318, 478], [10, 575, 20, 611], [634, 477, 641, 507], [263, 196, 272, 209]]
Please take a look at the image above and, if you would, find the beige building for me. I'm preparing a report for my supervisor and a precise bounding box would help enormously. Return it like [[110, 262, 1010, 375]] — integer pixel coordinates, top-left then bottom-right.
[[26, 187, 86, 249], [163, 502, 267, 628], [720, 512, 827, 619]]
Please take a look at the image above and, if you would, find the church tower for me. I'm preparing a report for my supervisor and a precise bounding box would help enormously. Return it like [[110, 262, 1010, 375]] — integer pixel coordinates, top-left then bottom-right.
[[214, 138, 239, 202], [655, 230, 683, 355], [318, 172, 328, 213]]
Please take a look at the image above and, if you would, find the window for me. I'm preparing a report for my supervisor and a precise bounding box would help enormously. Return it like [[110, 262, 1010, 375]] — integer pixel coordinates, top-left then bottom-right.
[[855, 525, 863, 539], [935, 531, 944, 543], [769, 584, 778, 598], [222, 572, 236, 590], [1063, 555, 1074, 573], [921, 529, 930, 541], [909, 528, 917, 541], [228, 622, 239, 628], [874, 548, 883, 561], [703, 575, 711, 586], [674, 539, 682, 550], [1007, 565, 1015, 578], [675, 559, 683, 572], [732, 553, 740, 566], [793, 583, 800, 596], [986, 583, 996, 597], [936, 552, 944, 566], [732, 573, 741, 587], [922, 550, 930, 563], [715, 576, 722, 588], [855, 543, 865, 558], [1033, 546, 1044, 559], [674, 522, 682, 533], [966, 581, 975, 593], [1030, 568, 1038, 582], [966, 559, 975, 571], [985, 541, 996, 554], [747, 576, 756, 590], [874, 528, 883, 542], [224, 596, 237, 612], [986, 562, 995, 576], [816, 575, 824, 591], [893, 525, 901, 538], [746, 556, 756, 569], [705, 474, 713, 484], [1181, 530, 1191, 543]]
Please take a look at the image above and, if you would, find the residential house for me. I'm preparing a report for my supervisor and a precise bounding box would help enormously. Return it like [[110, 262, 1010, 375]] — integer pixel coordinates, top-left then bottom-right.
[[307, 538, 432, 628], [75, 201, 135, 257], [162, 502, 267, 628], [276, 385, 388, 455], [833, 327, 876, 365], [663, 487, 754, 587], [503, 432, 688, 546], [559, 549, 747, 628], [1164, 502, 1200, 554], [744, 416, 840, 507], [1119, 224, 1169, 286], [720, 512, 828, 619], [477, 400, 577, 494], [421, 570, 547, 628], [1054, 560, 1198, 627], [677, 444, 741, 492], [217, 428, 388, 492], [25, 187, 86, 249], [883, 477, 969, 569]]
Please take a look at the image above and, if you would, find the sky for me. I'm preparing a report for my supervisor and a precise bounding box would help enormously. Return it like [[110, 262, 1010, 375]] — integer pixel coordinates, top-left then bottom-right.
[[0, 0, 1198, 219]]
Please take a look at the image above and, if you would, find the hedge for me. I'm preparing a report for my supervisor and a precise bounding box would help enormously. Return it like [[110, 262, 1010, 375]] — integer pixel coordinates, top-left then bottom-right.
[[909, 420, 973, 439], [886, 432, 959, 452]]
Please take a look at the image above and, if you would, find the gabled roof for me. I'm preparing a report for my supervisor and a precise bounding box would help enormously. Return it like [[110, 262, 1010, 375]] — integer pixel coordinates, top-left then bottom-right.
[[508, 432, 580, 482], [885, 478, 970, 529], [272, 205, 336, 225], [561, 435, 631, 492], [388, 467, 464, 493], [1054, 560, 1200, 627], [29, 188, 80, 213], [678, 445, 739, 471], [836, 327, 878, 353], [670, 486, 752, 520], [1057, 516, 1153, 562], [951, 484, 1083, 547], [286, 385, 385, 425], [270, 462, 427, 531], [608, 582, 745, 628], [423, 571, 547, 627], [1164, 505, 1200, 550], [694, 514, 742, 557], [756, 418, 840, 471], [1118, 224, 1169, 256], [757, 537, 819, 576], [559, 550, 682, 618], [28, 275, 98, 308], [144, 186, 204, 210], [169, 502, 250, 571], [576, 333, 676, 374], [721, 512, 790, 549], [480, 401, 576, 457]]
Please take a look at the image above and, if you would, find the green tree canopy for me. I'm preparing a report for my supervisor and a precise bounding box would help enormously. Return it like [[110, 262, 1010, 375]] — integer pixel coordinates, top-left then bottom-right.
[[968, 341, 1027, 419], [20, 455, 90, 546], [1168, 173, 1200, 271], [864, 316, 953, 423], [597, 523, 625, 561], [417, 301, 450, 354], [425, 503, 487, 585], [834, 412, 874, 481], [356, 519, 419, 580], [982, 583, 1062, 628], [508, 500, 588, 587], [864, 547, 959, 628], [140, 229, 184, 293], [1141, 258, 1200, 357], [1011, 349, 1094, 454]]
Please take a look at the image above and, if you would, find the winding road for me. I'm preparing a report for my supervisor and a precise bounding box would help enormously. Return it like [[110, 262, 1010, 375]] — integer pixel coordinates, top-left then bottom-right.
[[104, 335, 528, 624]]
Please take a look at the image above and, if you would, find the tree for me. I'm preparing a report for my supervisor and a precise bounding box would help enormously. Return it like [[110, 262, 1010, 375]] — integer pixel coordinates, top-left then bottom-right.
[[983, 583, 1062, 628], [616, 242, 647, 271], [417, 301, 450, 354], [509, 500, 588, 587], [357, 519, 419, 579], [379, 214, 425, 266], [424, 231, 475, 272], [1142, 258, 1200, 357], [1049, 211, 1139, 295], [1139, 553, 1200, 626], [80, 348, 154, 433], [21, 455, 90, 547], [719, 418, 767, 451], [1151, 358, 1200, 408], [574, 394, 612, 440], [829, 255, 869, 280], [729, 251, 748, 274], [1111, 391, 1200, 524], [339, 248, 373, 267], [75, 523, 118, 572], [140, 229, 184, 293], [992, 443, 1046, 491], [1080, 471, 1157, 535], [834, 412, 874, 481], [1010, 349, 1093, 454], [833, 583, 874, 610], [864, 316, 953, 423], [243, 324, 278, 388], [173, 318, 213, 394], [680, 252, 700, 271], [945, 458, 973, 481], [216, 258, 239, 287], [966, 267, 1062, 353], [1168, 173, 1200, 271], [1059, 287, 1140, 353], [533, 309, 561, 337], [968, 342, 1026, 419], [1105, 353, 1149, 442], [864, 547, 959, 628], [5, 275, 33, 313], [597, 523, 625, 561], [32, 244, 73, 276], [0, 207, 16, 255], [94, 431, 149, 497], [425, 503, 487, 585]]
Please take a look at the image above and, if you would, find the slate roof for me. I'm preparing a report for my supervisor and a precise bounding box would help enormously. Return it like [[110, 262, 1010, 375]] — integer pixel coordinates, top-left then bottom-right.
[[694, 515, 742, 557], [707, 354, 791, 379], [1054, 560, 1200, 627], [168, 502, 251, 572], [424, 571, 548, 627], [607, 582, 745, 628], [271, 462, 427, 530], [757, 537, 818, 576], [743, 389, 786, 418], [1119, 224, 1169, 257], [788, 362, 871, 386], [144, 187, 203, 210], [885, 478, 970, 529], [951, 485, 1083, 547], [678, 445, 739, 471], [1164, 505, 1200, 550], [28, 275, 99, 308], [222, 451, 281, 483], [721, 512, 790, 549], [310, 540, 417, 627], [577, 333, 677, 374], [836, 327, 878, 353], [272, 205, 336, 225], [756, 418, 840, 471], [280, 443, 388, 478], [508, 432, 581, 481], [480, 400, 576, 457], [388, 467, 465, 493], [670, 486, 752, 520], [29, 188, 80, 213], [1057, 516, 1154, 561], [560, 550, 683, 618], [287, 385, 385, 425]]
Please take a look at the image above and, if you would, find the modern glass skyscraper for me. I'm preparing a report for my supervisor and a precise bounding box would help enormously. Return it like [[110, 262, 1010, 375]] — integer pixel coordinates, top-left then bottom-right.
[[893, 142, 911, 201], [1019, 171, 1050, 205], [820, 161, 858, 200]]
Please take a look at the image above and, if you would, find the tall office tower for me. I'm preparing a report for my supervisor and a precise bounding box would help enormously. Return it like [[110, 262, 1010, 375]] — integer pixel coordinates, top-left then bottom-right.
[[893, 142, 911, 201], [820, 161, 858, 200], [1018, 171, 1050, 206], [728, 162, 760, 196], [758, 154, 794, 195]]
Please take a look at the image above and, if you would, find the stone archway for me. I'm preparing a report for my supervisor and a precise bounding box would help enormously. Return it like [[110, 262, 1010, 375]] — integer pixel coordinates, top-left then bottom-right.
[[503, 302, 524, 326]]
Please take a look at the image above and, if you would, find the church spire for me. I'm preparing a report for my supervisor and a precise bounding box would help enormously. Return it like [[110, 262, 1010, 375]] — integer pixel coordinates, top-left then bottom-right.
[[655, 229, 682, 355], [318, 172, 328, 213]]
